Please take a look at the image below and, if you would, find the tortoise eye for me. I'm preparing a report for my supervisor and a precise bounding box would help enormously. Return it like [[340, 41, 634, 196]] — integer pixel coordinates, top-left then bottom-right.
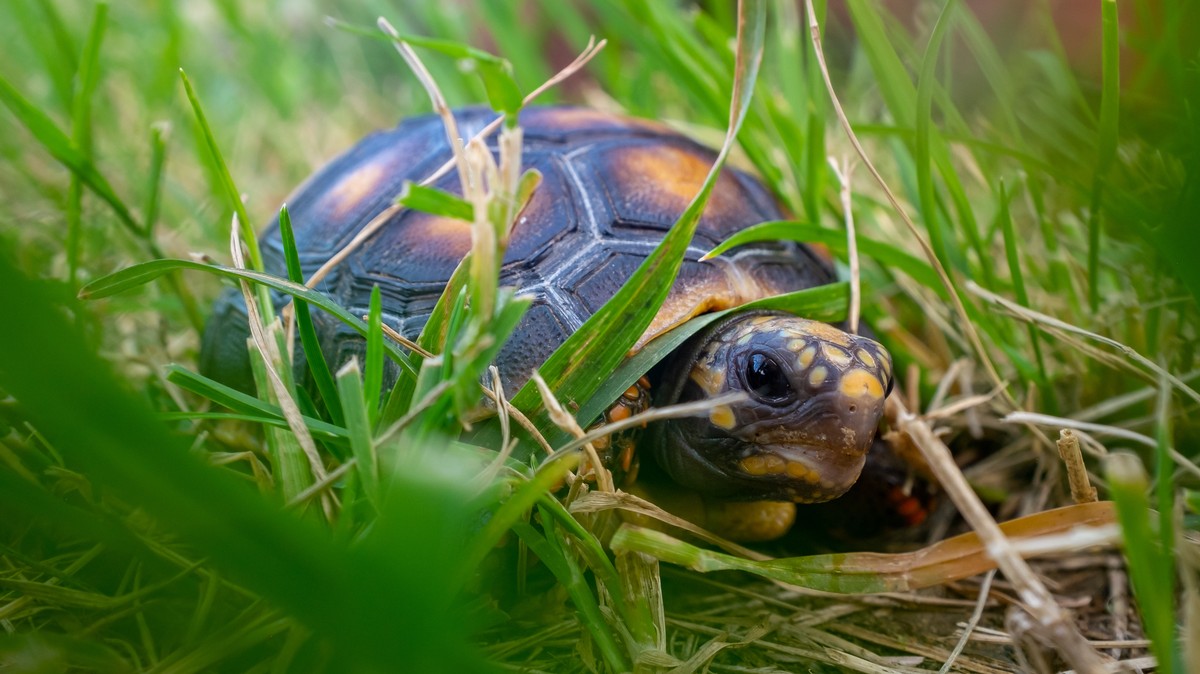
[[745, 353, 792, 402]]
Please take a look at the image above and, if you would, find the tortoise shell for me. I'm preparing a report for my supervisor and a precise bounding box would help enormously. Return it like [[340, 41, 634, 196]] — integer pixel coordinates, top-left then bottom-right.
[[200, 107, 835, 394]]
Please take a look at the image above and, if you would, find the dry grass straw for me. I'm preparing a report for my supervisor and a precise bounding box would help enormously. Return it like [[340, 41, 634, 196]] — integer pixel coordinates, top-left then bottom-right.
[[228, 213, 333, 520]]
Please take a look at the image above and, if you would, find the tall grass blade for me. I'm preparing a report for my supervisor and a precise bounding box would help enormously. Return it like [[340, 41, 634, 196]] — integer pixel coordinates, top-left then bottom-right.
[[165, 365, 348, 442], [1108, 453, 1179, 674], [997, 181, 1049, 395], [706, 221, 945, 296], [279, 205, 343, 425], [178, 69, 263, 274], [66, 2, 107, 286], [365, 285, 384, 426], [337, 361, 379, 506], [142, 123, 168, 240], [914, 0, 958, 273], [1088, 0, 1121, 312], [0, 72, 140, 237], [248, 337, 314, 506]]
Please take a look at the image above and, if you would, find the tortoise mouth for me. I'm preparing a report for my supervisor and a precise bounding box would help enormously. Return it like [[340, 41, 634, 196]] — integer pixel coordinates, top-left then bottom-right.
[[732, 443, 867, 504]]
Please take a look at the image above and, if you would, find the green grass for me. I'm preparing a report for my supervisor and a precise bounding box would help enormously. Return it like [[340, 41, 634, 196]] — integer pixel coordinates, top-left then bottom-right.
[[2, 0, 1199, 672]]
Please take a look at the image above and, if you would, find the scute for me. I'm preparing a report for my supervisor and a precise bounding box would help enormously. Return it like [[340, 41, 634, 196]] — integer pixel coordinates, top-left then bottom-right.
[[590, 140, 775, 246], [199, 106, 836, 395]]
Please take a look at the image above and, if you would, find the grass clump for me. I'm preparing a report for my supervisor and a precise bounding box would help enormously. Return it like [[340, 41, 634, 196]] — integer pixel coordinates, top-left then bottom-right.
[[2, 0, 1199, 672]]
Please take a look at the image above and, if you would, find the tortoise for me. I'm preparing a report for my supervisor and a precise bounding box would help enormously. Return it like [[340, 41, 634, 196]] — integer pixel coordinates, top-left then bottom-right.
[[200, 106, 895, 541]]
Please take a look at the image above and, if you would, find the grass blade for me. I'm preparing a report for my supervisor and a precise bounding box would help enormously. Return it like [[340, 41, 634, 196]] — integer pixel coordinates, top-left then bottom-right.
[[165, 365, 348, 443], [1088, 0, 1121, 312], [511, 519, 628, 673], [705, 221, 946, 296], [79, 258, 415, 377], [1108, 453, 1178, 674], [142, 123, 169, 240], [279, 205, 343, 425], [66, 2, 108, 286], [397, 181, 474, 221], [364, 285, 384, 426], [248, 335, 315, 506], [337, 361, 378, 506], [178, 69, 263, 274], [0, 71, 140, 237], [997, 181, 1049, 397]]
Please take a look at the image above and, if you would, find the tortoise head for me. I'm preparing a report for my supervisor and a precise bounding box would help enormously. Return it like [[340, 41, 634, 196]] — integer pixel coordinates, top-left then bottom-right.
[[648, 312, 893, 504]]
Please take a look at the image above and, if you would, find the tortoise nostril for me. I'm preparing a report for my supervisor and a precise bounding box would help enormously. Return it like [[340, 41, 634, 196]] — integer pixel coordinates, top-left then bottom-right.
[[848, 403, 857, 413]]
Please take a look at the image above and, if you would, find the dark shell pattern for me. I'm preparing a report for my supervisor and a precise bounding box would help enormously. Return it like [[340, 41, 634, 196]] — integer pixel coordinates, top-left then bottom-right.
[[201, 107, 835, 393]]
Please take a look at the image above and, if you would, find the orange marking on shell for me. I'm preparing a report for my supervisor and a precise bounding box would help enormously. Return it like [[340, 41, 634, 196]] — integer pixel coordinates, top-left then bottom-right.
[[622, 385, 641, 401], [619, 145, 713, 204], [420, 214, 473, 238], [327, 161, 386, 217]]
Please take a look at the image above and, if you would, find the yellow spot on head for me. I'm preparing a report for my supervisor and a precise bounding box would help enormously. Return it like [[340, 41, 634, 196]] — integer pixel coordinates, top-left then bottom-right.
[[857, 349, 877, 368], [786, 338, 806, 352], [821, 344, 852, 368], [689, 364, 726, 397], [808, 365, 828, 388], [839, 368, 885, 400], [709, 404, 736, 430], [797, 321, 853, 347], [796, 346, 816, 369]]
